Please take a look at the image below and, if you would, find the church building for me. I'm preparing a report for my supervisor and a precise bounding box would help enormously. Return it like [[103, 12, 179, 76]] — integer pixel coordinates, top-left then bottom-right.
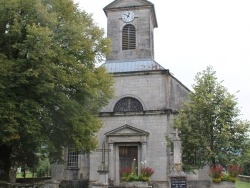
[[52, 0, 190, 187]]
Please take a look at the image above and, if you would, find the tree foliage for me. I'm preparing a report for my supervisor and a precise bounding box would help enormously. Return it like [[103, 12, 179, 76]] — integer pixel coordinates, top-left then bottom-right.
[[174, 66, 249, 170], [237, 138, 250, 175], [0, 0, 113, 181]]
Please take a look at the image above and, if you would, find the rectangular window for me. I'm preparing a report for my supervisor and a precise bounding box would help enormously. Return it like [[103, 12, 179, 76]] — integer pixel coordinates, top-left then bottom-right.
[[67, 150, 78, 168]]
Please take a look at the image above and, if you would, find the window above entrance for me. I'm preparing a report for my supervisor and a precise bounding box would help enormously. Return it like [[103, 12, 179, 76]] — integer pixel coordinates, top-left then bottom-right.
[[114, 97, 143, 112]]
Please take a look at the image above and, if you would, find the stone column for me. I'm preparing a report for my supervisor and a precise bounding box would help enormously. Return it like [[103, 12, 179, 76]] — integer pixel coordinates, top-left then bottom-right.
[[108, 143, 114, 185], [169, 129, 187, 188], [141, 142, 147, 162], [173, 129, 182, 171]]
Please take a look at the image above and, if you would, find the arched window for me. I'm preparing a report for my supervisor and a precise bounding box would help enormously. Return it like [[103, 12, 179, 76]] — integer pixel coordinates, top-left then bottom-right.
[[122, 24, 136, 50], [114, 97, 143, 112]]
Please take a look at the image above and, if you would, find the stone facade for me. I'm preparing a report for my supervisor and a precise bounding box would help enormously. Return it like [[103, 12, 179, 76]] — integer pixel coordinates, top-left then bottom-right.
[[91, 72, 189, 187], [51, 1, 191, 187], [51, 150, 89, 181], [90, 74, 188, 185]]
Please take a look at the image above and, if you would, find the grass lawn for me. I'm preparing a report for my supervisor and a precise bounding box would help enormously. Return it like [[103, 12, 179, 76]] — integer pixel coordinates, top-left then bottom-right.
[[236, 181, 250, 188], [16, 172, 34, 178]]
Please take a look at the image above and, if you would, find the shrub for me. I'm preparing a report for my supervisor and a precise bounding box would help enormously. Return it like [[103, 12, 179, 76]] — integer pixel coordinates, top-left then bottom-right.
[[136, 166, 155, 181], [226, 164, 243, 182], [209, 165, 223, 183], [120, 159, 155, 182], [120, 167, 133, 181], [209, 164, 243, 183], [221, 173, 230, 181], [228, 164, 243, 178]]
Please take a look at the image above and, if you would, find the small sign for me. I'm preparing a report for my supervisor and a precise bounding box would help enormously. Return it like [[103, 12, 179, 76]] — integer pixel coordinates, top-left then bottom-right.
[[171, 177, 187, 188]]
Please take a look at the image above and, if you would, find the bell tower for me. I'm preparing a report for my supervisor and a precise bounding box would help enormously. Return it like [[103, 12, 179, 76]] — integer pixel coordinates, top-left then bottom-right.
[[103, 0, 158, 62]]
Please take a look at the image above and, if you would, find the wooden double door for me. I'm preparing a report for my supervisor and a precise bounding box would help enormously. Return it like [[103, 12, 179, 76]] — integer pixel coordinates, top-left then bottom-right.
[[119, 146, 138, 176]]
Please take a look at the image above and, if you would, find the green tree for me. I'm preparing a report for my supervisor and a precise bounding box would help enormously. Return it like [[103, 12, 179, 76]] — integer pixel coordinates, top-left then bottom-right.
[[237, 138, 250, 175], [36, 158, 50, 177], [0, 0, 113, 181], [174, 66, 249, 170]]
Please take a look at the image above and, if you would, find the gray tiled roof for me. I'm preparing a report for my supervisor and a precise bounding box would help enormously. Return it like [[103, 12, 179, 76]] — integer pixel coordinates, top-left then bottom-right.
[[101, 59, 165, 73]]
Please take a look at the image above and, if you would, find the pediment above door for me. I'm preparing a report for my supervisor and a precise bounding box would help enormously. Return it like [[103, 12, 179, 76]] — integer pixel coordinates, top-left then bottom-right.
[[105, 124, 149, 143]]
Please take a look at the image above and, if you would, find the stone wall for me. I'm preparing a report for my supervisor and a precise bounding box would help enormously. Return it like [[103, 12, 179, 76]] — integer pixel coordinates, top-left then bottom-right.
[[0, 182, 13, 188], [91, 71, 190, 186], [238, 175, 250, 183], [16, 177, 51, 184], [102, 72, 189, 112], [92, 113, 171, 184], [59, 180, 88, 188], [0, 182, 39, 188], [187, 180, 211, 188], [0, 180, 59, 188]]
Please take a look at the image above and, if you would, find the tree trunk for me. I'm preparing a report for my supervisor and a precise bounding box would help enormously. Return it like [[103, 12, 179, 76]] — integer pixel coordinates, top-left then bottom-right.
[[0, 145, 12, 181], [9, 166, 17, 183]]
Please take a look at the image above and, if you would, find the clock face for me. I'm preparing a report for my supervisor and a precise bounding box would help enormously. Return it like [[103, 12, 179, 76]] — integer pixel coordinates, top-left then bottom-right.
[[122, 11, 135, 23]]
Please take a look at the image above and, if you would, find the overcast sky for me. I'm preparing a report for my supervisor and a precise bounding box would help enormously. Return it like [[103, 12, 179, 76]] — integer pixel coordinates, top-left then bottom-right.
[[73, 0, 250, 121]]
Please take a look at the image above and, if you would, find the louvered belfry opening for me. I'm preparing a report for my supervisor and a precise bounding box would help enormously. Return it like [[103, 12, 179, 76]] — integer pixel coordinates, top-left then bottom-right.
[[122, 24, 136, 50]]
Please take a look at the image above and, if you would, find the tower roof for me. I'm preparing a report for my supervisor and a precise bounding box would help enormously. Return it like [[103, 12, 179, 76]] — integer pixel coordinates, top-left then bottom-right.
[[103, 0, 158, 28], [101, 59, 165, 73]]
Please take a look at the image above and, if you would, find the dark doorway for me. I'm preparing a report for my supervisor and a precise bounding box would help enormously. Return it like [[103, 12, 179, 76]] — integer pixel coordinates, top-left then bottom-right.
[[119, 146, 138, 177]]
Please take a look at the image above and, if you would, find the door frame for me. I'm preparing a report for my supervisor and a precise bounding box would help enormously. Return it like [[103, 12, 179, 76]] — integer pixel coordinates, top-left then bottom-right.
[[116, 143, 141, 184], [105, 124, 150, 186]]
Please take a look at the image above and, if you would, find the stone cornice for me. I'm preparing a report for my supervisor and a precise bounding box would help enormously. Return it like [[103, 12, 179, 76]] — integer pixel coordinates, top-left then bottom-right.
[[98, 109, 178, 117]]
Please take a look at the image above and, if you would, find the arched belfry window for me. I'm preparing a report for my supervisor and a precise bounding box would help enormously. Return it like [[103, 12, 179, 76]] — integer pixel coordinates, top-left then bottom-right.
[[114, 97, 143, 112], [122, 24, 136, 50]]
